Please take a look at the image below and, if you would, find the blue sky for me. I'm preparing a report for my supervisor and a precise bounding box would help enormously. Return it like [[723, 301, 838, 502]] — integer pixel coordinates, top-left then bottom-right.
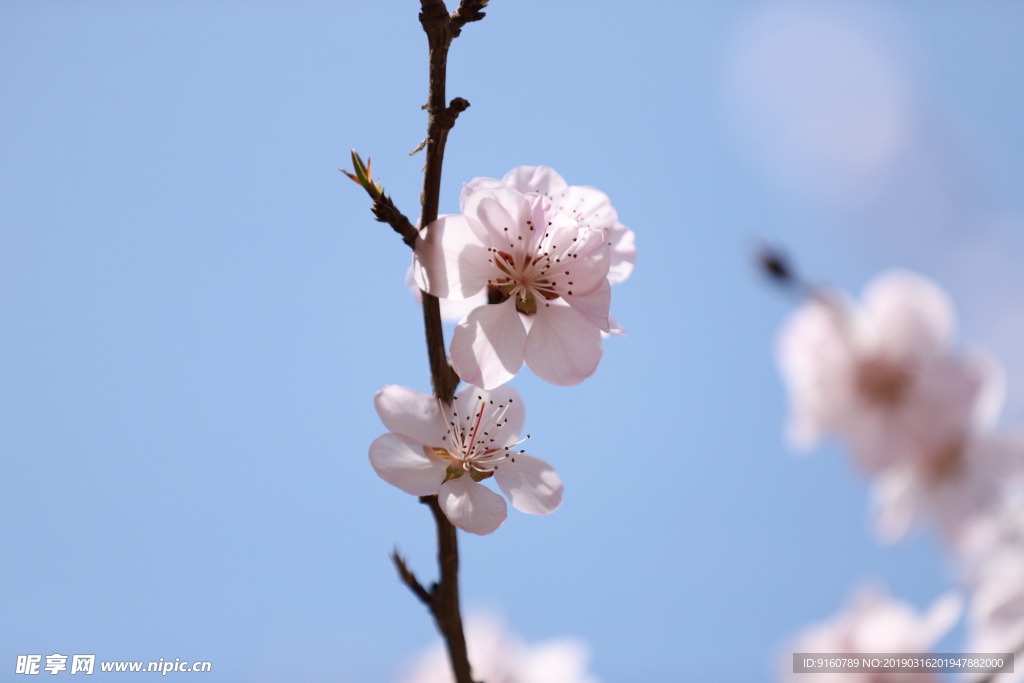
[[2, 1, 1023, 681]]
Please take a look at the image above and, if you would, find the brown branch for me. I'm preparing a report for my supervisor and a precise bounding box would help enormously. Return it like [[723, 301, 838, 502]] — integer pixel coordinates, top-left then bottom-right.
[[423, 494, 474, 683], [417, 0, 466, 404], [372, 193, 419, 249], [391, 549, 433, 605], [450, 0, 489, 33], [385, 4, 485, 683]]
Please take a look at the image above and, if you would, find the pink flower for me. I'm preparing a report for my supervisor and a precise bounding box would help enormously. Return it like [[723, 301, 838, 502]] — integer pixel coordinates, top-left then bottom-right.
[[414, 185, 613, 389], [781, 585, 961, 683], [777, 270, 1003, 475], [399, 611, 600, 683], [368, 384, 563, 535]]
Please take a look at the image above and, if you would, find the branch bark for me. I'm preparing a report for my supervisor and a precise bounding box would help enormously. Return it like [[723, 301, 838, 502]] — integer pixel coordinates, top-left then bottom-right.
[[389, 3, 487, 683]]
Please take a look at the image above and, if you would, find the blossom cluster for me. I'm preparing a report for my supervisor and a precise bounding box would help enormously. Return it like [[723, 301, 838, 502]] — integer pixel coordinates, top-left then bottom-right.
[[369, 166, 635, 534], [776, 270, 1024, 680]]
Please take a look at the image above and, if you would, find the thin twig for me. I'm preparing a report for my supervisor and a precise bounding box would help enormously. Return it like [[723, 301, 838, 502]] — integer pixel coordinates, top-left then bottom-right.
[[372, 193, 419, 248], [391, 549, 433, 605]]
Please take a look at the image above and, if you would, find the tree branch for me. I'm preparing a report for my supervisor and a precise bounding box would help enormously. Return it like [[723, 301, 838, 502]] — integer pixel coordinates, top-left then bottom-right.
[[391, 549, 433, 606], [388, 4, 484, 683], [417, 0, 465, 405], [450, 0, 489, 34]]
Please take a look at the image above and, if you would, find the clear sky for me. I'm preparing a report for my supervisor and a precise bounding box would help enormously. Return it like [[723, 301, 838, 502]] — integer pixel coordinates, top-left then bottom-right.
[[2, 1, 1023, 681]]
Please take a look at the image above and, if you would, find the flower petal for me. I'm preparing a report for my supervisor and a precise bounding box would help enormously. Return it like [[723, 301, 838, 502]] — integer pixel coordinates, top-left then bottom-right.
[[501, 165, 568, 196], [459, 176, 508, 211], [404, 265, 488, 322], [563, 279, 611, 332], [454, 384, 526, 443], [552, 185, 618, 231], [438, 476, 507, 535], [494, 453, 563, 515], [870, 465, 921, 544], [544, 227, 611, 299], [451, 299, 527, 390], [860, 270, 954, 360], [523, 304, 602, 386], [463, 188, 535, 244], [607, 221, 636, 285], [775, 296, 857, 451], [968, 349, 1006, 433], [606, 313, 626, 337], [413, 214, 493, 299], [374, 385, 447, 446], [368, 433, 447, 496]]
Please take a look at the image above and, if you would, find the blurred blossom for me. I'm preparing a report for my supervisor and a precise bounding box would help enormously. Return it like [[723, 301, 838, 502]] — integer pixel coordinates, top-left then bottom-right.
[[777, 270, 1002, 474], [954, 501, 1024, 681], [872, 433, 1024, 544], [778, 270, 1015, 542], [968, 545, 1024, 677], [781, 585, 960, 683], [399, 611, 599, 683]]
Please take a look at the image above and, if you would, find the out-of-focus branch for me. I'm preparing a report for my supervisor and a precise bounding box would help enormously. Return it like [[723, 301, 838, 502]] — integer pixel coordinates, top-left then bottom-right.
[[756, 244, 820, 300]]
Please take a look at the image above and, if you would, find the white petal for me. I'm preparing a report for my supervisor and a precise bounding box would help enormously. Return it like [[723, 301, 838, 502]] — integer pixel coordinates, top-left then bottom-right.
[[870, 465, 922, 544], [450, 299, 527, 390], [607, 221, 637, 285], [374, 385, 447, 446], [501, 165, 568, 196], [413, 214, 494, 299], [440, 291, 489, 322], [564, 279, 611, 332], [438, 477, 507, 535], [968, 349, 1006, 432], [454, 384, 526, 443], [545, 227, 611, 297], [368, 433, 448, 496], [552, 185, 618, 231], [459, 177, 507, 211], [463, 188, 535, 244], [606, 314, 626, 337], [494, 453, 563, 515], [775, 296, 857, 451], [406, 264, 491, 322], [523, 304, 603, 386], [860, 270, 954, 360]]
